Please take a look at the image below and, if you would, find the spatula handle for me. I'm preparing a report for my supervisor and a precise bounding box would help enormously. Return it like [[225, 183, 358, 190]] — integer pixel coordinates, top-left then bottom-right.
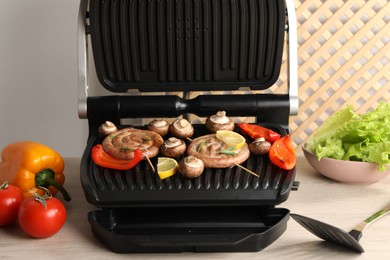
[[349, 206, 390, 241]]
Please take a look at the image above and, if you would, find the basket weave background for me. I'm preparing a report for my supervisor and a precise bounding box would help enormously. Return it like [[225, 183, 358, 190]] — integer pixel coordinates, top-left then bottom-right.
[[281, 0, 390, 149]]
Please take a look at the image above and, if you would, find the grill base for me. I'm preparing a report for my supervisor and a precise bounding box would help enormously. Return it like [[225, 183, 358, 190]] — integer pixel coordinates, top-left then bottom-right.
[[88, 206, 290, 253]]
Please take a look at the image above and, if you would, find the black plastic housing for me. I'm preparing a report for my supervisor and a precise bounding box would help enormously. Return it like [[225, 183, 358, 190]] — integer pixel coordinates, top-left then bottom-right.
[[86, 93, 291, 136]]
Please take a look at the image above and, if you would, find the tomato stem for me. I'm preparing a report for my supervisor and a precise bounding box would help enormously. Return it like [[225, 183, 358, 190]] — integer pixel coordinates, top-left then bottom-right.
[[0, 181, 8, 190], [33, 192, 49, 209]]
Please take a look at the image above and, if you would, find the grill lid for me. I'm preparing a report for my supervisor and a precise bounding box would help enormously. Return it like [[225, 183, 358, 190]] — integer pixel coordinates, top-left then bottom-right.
[[88, 0, 286, 92]]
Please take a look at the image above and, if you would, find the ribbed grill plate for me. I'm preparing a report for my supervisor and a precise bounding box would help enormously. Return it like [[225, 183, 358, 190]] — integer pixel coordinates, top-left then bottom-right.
[[80, 125, 296, 208], [88, 0, 286, 92]]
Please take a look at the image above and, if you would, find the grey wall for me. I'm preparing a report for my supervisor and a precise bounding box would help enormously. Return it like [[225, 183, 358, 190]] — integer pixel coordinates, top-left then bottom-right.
[[0, 0, 88, 158]]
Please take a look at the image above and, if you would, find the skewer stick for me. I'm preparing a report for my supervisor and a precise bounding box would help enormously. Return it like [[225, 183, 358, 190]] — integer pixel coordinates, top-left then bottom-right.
[[142, 150, 155, 172], [234, 163, 260, 178], [144, 154, 156, 172], [145, 156, 156, 172]]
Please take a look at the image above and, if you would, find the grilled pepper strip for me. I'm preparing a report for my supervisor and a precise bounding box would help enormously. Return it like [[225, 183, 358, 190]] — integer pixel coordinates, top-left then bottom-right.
[[0, 141, 71, 201], [237, 123, 281, 143], [91, 144, 143, 170], [269, 135, 296, 170]]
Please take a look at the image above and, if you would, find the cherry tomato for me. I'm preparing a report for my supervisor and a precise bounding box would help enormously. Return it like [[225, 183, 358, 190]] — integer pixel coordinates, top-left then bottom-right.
[[18, 195, 66, 238], [0, 182, 24, 227]]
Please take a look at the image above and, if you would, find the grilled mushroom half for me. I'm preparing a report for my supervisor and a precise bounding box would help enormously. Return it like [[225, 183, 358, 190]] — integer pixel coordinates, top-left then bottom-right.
[[205, 111, 235, 133], [170, 118, 194, 139], [178, 155, 205, 178], [147, 119, 170, 137], [249, 137, 271, 155], [98, 121, 118, 136], [160, 137, 187, 158]]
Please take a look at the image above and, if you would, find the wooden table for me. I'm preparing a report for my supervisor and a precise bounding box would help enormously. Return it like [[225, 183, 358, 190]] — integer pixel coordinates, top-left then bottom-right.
[[1, 154, 389, 259]]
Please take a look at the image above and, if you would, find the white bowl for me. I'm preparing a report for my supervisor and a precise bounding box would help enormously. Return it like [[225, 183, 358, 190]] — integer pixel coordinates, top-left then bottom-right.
[[302, 145, 390, 183]]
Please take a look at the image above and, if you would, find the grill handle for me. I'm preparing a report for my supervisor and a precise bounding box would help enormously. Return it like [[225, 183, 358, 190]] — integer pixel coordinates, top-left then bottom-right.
[[87, 94, 290, 132]]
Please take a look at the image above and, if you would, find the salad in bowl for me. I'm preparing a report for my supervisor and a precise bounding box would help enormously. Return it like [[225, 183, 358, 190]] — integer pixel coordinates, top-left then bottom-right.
[[303, 102, 390, 183]]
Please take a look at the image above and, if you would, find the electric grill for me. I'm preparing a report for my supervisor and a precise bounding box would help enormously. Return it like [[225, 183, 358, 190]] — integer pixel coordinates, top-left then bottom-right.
[[78, 0, 299, 253]]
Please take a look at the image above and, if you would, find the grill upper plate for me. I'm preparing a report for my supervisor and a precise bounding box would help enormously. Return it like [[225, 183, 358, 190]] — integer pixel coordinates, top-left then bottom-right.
[[88, 0, 286, 92]]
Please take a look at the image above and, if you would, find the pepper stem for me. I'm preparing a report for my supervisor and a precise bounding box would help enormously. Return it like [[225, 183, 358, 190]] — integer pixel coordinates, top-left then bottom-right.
[[35, 169, 71, 201]]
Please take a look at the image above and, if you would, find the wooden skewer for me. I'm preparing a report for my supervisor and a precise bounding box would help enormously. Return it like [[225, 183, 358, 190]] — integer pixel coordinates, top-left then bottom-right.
[[145, 156, 156, 172], [234, 163, 260, 178]]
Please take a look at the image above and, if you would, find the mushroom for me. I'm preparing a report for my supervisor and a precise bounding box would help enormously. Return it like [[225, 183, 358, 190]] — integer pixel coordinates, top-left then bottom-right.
[[147, 119, 170, 136], [98, 121, 118, 136], [205, 111, 235, 133], [178, 155, 205, 178], [169, 118, 194, 139], [160, 137, 187, 158], [249, 137, 271, 155]]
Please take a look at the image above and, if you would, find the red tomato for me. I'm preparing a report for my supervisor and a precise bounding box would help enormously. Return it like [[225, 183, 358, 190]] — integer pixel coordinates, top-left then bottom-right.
[[18, 195, 66, 238], [0, 182, 24, 227]]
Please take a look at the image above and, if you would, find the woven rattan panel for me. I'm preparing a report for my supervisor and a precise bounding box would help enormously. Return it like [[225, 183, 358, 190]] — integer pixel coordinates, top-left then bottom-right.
[[285, 0, 390, 149]]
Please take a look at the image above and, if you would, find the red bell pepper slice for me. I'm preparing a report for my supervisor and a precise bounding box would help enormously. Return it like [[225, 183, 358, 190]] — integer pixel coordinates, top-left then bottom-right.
[[237, 123, 281, 143], [269, 135, 296, 170], [91, 144, 143, 170]]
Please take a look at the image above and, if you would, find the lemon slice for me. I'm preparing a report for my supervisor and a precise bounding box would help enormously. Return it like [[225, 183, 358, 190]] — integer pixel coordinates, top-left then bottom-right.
[[216, 130, 246, 149], [157, 157, 178, 179]]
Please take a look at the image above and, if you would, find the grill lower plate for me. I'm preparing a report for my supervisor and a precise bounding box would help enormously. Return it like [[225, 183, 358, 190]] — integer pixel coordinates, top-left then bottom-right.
[[81, 124, 296, 208]]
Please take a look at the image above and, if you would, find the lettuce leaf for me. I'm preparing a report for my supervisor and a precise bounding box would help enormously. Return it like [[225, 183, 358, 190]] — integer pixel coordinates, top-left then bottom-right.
[[305, 105, 356, 153], [315, 138, 345, 160], [305, 102, 390, 171]]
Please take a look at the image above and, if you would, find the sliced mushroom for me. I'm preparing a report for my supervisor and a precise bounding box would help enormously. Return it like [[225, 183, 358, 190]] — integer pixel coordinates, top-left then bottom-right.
[[98, 121, 118, 136], [178, 155, 205, 178], [160, 137, 187, 158], [205, 111, 235, 133], [249, 137, 271, 155], [169, 118, 194, 139], [147, 119, 170, 136]]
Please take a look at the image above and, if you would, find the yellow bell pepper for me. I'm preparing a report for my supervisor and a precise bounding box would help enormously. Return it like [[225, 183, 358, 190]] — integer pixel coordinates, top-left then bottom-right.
[[0, 141, 71, 201]]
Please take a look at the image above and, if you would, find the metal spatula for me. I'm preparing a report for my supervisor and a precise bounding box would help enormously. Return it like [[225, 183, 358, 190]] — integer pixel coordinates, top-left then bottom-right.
[[290, 205, 390, 253]]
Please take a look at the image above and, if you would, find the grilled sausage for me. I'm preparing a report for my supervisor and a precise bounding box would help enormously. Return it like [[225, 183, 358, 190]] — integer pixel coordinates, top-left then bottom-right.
[[102, 128, 164, 160]]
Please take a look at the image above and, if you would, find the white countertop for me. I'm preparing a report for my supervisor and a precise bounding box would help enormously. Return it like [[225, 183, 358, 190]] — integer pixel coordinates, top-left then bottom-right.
[[1, 153, 389, 259]]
